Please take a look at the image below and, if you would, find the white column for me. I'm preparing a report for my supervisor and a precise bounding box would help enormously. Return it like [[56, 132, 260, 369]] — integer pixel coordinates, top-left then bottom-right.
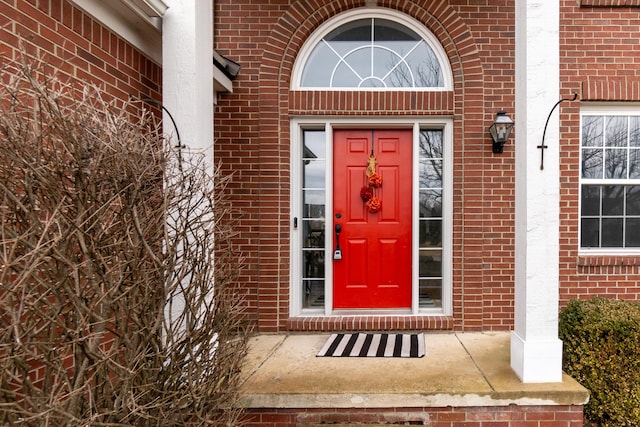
[[511, 0, 563, 383], [162, 0, 214, 173]]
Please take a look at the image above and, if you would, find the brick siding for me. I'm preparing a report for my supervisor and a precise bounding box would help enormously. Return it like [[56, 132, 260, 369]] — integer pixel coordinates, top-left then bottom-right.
[[559, 0, 640, 306], [214, 0, 640, 333], [0, 0, 162, 397], [241, 405, 584, 427], [0, 0, 161, 106]]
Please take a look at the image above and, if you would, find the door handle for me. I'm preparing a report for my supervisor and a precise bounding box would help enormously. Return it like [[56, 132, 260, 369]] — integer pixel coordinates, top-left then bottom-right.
[[334, 224, 342, 260]]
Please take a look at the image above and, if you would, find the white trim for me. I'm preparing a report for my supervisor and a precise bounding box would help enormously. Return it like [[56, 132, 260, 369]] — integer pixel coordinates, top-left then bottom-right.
[[126, 0, 168, 17], [291, 8, 453, 91], [290, 117, 453, 318], [69, 0, 164, 64]]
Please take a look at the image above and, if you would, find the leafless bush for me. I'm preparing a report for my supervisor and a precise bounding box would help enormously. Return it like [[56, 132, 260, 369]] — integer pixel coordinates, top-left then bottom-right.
[[0, 57, 249, 426]]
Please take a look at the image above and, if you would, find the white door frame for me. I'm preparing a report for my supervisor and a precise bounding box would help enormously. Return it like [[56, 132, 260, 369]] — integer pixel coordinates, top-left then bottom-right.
[[290, 117, 453, 317]]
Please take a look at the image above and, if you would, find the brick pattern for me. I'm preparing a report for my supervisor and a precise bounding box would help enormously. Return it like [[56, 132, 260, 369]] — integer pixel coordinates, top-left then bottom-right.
[[215, 0, 515, 333], [289, 90, 455, 116], [580, 77, 640, 101], [579, 0, 640, 6], [218, 0, 640, 333], [287, 315, 454, 332], [0, 0, 163, 407], [0, 0, 161, 104], [241, 405, 585, 427], [559, 0, 640, 306]]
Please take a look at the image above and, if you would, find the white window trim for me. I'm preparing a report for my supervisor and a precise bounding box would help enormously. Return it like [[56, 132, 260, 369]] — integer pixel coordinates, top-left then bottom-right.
[[579, 104, 640, 255], [290, 117, 453, 317], [290, 8, 453, 91]]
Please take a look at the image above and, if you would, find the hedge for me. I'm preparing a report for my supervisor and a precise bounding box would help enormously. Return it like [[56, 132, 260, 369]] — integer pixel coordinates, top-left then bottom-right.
[[559, 297, 640, 427]]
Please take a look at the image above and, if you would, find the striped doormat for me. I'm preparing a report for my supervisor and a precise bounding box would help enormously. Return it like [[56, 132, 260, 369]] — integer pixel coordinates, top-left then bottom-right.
[[317, 333, 425, 358]]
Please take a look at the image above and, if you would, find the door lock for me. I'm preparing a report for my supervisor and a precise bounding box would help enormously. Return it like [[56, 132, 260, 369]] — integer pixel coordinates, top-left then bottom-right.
[[334, 224, 342, 260]]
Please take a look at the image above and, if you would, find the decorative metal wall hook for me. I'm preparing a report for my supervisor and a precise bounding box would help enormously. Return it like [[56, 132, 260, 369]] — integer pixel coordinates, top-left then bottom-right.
[[538, 92, 579, 170]]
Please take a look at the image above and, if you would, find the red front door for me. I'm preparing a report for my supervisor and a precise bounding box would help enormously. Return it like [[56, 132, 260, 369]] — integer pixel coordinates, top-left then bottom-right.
[[333, 129, 412, 309]]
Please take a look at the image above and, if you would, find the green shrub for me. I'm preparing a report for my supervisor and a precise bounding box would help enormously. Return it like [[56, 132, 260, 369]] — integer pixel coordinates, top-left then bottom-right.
[[559, 298, 640, 427]]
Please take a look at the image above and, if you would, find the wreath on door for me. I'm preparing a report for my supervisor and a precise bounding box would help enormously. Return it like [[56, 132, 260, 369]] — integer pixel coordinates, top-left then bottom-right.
[[360, 153, 382, 213]]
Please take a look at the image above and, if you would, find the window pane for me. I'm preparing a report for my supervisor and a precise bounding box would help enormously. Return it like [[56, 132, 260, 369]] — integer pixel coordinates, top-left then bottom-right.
[[303, 220, 325, 248], [582, 148, 603, 179], [303, 279, 325, 308], [301, 44, 337, 87], [303, 160, 326, 189], [631, 116, 640, 147], [407, 43, 443, 87], [605, 116, 628, 147], [420, 130, 443, 157], [602, 185, 624, 216], [374, 18, 420, 41], [419, 279, 441, 308], [301, 130, 326, 310], [626, 218, 640, 247], [582, 115, 603, 147], [344, 47, 370, 81], [303, 250, 325, 278], [630, 149, 640, 179], [601, 218, 623, 247], [581, 185, 600, 216], [419, 189, 442, 217], [580, 114, 640, 249], [627, 186, 640, 216], [303, 190, 325, 218], [419, 249, 442, 277], [604, 149, 627, 179], [332, 61, 363, 87], [419, 130, 443, 189], [419, 219, 442, 247], [300, 17, 445, 88], [581, 217, 600, 248], [304, 130, 326, 159], [419, 159, 443, 189]]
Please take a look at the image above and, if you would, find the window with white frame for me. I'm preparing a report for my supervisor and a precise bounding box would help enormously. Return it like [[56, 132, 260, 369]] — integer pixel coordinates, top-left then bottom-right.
[[580, 109, 640, 249], [293, 9, 452, 90]]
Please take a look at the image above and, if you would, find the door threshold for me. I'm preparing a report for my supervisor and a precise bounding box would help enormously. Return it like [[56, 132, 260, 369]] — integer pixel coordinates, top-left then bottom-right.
[[331, 309, 413, 316]]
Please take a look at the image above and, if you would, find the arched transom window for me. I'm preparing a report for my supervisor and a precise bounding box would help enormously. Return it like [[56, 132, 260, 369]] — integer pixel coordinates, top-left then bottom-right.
[[294, 10, 452, 90]]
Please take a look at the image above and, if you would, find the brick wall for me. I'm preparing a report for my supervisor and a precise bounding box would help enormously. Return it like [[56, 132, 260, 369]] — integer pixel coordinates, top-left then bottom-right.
[[0, 0, 162, 397], [0, 0, 161, 106], [241, 405, 584, 427], [559, 0, 640, 306], [214, 0, 640, 333], [214, 0, 516, 332]]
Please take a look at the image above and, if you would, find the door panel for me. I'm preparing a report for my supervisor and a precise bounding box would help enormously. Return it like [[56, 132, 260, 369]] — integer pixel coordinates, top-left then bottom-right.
[[333, 129, 412, 309]]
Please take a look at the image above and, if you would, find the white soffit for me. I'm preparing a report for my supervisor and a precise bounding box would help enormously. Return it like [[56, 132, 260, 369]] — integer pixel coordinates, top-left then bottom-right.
[[69, 0, 167, 64]]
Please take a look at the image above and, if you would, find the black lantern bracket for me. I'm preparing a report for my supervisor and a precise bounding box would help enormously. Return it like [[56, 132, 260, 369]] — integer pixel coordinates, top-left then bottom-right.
[[538, 92, 579, 170]]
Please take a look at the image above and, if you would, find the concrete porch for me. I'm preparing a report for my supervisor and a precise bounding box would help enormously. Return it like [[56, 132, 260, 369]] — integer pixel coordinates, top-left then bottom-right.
[[239, 332, 589, 425]]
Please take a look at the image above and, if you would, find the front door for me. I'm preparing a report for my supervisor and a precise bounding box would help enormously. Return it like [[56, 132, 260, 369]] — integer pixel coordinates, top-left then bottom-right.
[[333, 129, 412, 309]]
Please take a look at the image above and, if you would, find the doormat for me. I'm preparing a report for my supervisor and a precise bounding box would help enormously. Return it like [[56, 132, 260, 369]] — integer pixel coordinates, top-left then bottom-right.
[[317, 333, 425, 358]]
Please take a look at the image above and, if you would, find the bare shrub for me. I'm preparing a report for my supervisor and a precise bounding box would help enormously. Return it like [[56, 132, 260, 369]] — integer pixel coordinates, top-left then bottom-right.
[[0, 57, 249, 426]]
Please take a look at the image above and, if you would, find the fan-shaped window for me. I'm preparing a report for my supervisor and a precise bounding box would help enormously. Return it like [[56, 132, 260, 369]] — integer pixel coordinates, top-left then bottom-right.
[[295, 11, 451, 90]]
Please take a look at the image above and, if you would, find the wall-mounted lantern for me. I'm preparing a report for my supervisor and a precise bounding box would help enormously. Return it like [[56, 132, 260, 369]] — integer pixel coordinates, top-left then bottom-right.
[[488, 109, 514, 154]]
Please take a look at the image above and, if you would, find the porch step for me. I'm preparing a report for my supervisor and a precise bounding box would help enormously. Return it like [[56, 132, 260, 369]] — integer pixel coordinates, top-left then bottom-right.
[[239, 332, 589, 409]]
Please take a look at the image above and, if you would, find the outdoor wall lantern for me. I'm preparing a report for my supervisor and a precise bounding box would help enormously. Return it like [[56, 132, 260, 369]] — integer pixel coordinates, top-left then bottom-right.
[[488, 109, 514, 154]]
